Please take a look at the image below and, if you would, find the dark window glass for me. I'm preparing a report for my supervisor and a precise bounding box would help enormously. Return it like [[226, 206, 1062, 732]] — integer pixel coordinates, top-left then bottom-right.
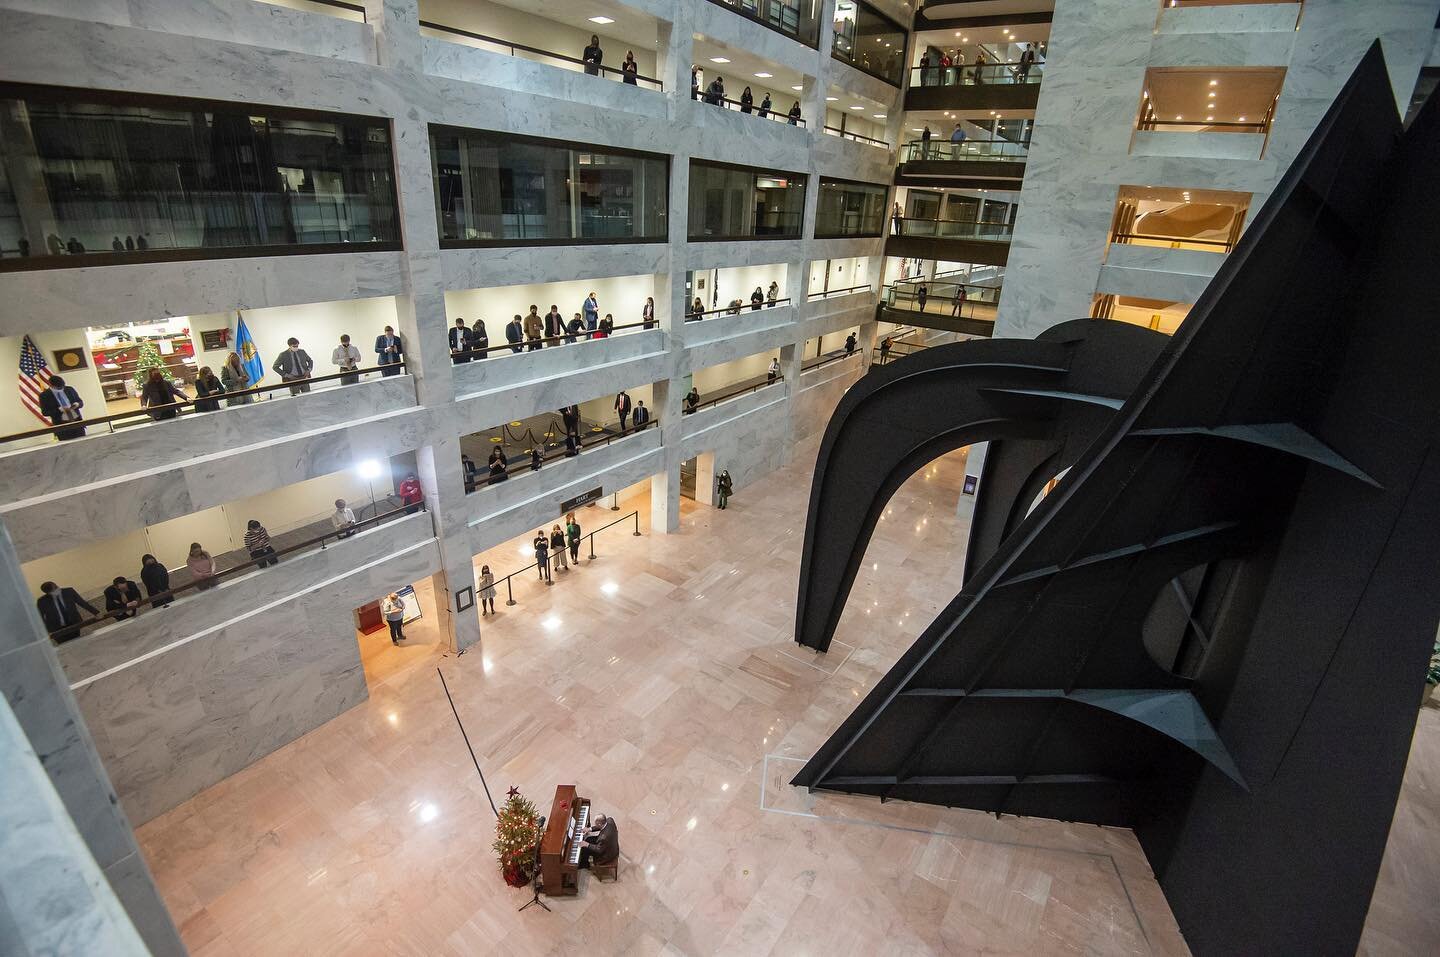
[[831, 1, 906, 86], [701, 0, 821, 48], [687, 161, 806, 240], [0, 85, 399, 269], [815, 178, 887, 237], [431, 128, 668, 245]]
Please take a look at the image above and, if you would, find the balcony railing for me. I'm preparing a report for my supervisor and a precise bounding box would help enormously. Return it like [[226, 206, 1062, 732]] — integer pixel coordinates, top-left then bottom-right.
[[684, 298, 793, 321], [696, 91, 807, 127], [451, 317, 657, 360], [910, 61, 1043, 88], [0, 361, 410, 450], [699, 0, 820, 48], [890, 217, 1014, 240], [822, 126, 889, 149], [883, 273, 1003, 318], [1110, 232, 1238, 253], [258, 0, 365, 22], [900, 138, 1029, 163], [420, 21, 665, 90], [806, 284, 873, 300], [466, 420, 655, 492]]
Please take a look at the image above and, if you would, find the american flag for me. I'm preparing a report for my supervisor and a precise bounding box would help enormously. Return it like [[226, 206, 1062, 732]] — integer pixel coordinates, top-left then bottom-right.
[[18, 335, 53, 423]]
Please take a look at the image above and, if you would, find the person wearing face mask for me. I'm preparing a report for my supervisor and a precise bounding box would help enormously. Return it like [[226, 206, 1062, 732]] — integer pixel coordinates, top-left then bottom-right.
[[35, 580, 99, 638], [38, 374, 86, 439], [582, 34, 603, 76]]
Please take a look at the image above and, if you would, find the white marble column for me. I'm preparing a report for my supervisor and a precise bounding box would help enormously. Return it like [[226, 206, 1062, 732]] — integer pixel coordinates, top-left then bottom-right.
[[0, 524, 183, 956]]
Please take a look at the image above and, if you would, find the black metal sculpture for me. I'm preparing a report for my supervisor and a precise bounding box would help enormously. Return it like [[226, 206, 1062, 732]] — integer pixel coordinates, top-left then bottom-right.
[[792, 45, 1440, 955]]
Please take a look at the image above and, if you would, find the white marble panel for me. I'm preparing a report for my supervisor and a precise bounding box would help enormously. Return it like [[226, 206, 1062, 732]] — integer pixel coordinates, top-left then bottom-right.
[[440, 244, 670, 291], [794, 363, 862, 442], [1156, 4, 1304, 35], [465, 444, 664, 556], [684, 317, 799, 371], [804, 236, 887, 262], [1148, 30, 1296, 68], [466, 429, 662, 525], [56, 512, 435, 684], [798, 296, 875, 339], [682, 304, 797, 348], [689, 0, 821, 79], [0, 375, 417, 503], [1130, 130, 1267, 161], [451, 350, 672, 436], [799, 352, 864, 391], [680, 97, 813, 170], [679, 382, 787, 454], [1103, 243, 1226, 276], [422, 36, 668, 118], [678, 394, 791, 490], [826, 57, 904, 106], [0, 251, 406, 336], [1096, 263, 1216, 303], [453, 330, 666, 397], [682, 239, 804, 271], [72, 539, 441, 824], [813, 132, 896, 183]]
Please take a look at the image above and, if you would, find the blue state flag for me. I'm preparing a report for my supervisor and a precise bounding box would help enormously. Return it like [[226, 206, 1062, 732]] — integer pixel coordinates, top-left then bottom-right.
[[235, 313, 265, 386]]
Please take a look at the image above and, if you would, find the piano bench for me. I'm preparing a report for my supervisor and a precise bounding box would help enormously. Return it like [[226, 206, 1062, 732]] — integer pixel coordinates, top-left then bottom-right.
[[592, 860, 619, 883]]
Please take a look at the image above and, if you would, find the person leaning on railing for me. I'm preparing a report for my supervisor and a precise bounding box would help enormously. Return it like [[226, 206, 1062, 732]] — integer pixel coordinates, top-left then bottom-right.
[[622, 51, 638, 85], [332, 499, 357, 537], [36, 580, 98, 638], [684, 387, 700, 414], [139, 369, 188, 421], [582, 35, 602, 77], [220, 351, 251, 405], [273, 338, 314, 395], [375, 325, 404, 375]]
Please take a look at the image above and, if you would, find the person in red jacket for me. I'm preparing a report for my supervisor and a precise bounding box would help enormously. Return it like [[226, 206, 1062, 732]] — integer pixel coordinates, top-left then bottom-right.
[[398, 473, 423, 514]]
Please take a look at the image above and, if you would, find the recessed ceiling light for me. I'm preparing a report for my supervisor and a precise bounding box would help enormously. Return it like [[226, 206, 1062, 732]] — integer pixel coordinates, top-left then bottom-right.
[[1206, 115, 1214, 121], [1207, 91, 1216, 98], [1209, 79, 1218, 86], [1176, 115, 1183, 120], [754, 71, 773, 78], [791, 84, 803, 91], [825, 95, 839, 101], [873, 114, 887, 119], [709, 56, 730, 64], [954, 31, 961, 37], [850, 105, 865, 110], [588, 16, 614, 24], [1238, 115, 1247, 121]]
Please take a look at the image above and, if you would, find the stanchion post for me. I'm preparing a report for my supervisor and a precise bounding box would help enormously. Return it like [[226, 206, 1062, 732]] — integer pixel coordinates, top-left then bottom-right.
[[589, 533, 596, 560], [505, 575, 516, 607], [633, 510, 641, 536], [610, 492, 620, 511]]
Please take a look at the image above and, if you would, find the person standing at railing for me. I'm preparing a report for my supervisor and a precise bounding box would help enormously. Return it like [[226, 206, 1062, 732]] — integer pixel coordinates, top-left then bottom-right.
[[449, 318, 473, 364], [488, 447, 509, 484], [768, 357, 780, 383], [691, 65, 702, 101], [332, 499, 357, 537], [505, 315, 524, 354], [845, 333, 857, 355], [614, 390, 632, 431], [36, 581, 98, 638], [104, 576, 142, 621], [917, 281, 929, 313], [918, 51, 930, 86], [545, 305, 565, 342], [462, 453, 478, 492], [375, 326, 403, 375], [273, 338, 314, 395], [561, 404, 581, 441], [740, 86, 754, 114], [952, 284, 967, 316], [382, 592, 406, 644], [533, 531, 551, 582], [689, 297, 705, 320], [550, 525, 568, 574], [751, 287, 764, 311], [643, 296, 656, 329], [479, 565, 497, 616], [244, 520, 279, 568], [333, 335, 362, 384], [566, 514, 582, 564], [140, 368, 188, 421], [684, 387, 700, 414], [758, 92, 772, 118], [940, 51, 953, 86], [767, 281, 779, 307], [1017, 45, 1036, 82], [921, 125, 932, 159], [880, 337, 892, 363], [139, 554, 171, 608], [582, 35, 603, 77], [399, 473, 423, 514], [529, 447, 542, 471], [972, 51, 986, 85], [473, 318, 489, 354], [950, 122, 966, 159], [524, 306, 544, 351], [583, 292, 600, 333], [38, 374, 86, 439], [622, 51, 638, 85], [892, 202, 903, 234], [788, 101, 802, 125], [187, 543, 217, 591], [705, 77, 724, 106], [597, 314, 614, 338], [632, 400, 650, 430], [221, 352, 252, 406]]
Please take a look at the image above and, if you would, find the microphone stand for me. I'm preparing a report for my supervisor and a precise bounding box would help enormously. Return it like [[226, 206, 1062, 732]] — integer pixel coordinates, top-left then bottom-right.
[[518, 817, 551, 914]]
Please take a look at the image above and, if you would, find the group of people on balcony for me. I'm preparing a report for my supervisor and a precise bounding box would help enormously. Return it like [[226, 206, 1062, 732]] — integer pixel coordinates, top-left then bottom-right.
[[460, 396, 651, 492], [579, 35, 640, 85], [689, 281, 783, 320], [691, 67, 802, 125], [450, 295, 659, 361], [915, 45, 1037, 87]]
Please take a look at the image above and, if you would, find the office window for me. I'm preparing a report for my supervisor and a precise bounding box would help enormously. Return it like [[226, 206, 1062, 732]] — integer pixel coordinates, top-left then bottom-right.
[[815, 178, 887, 237], [688, 160, 806, 240], [0, 84, 399, 269], [431, 128, 668, 246], [832, 1, 907, 86]]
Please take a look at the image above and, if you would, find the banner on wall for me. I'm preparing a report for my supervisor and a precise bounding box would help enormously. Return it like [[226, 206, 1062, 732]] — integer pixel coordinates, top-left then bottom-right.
[[235, 312, 265, 386]]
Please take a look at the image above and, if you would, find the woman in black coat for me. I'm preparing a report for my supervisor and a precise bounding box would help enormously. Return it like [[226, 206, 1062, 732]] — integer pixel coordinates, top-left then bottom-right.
[[139, 553, 171, 607], [193, 366, 224, 412]]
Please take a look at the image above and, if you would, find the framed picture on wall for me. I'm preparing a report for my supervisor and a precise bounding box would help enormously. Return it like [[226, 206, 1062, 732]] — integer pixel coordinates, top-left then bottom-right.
[[53, 347, 88, 371], [201, 328, 230, 351]]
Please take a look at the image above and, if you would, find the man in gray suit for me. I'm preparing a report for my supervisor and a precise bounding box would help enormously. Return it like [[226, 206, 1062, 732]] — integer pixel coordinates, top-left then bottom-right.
[[273, 337, 314, 394]]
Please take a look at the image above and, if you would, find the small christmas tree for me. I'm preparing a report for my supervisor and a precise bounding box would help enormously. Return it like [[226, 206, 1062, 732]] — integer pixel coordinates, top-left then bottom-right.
[[493, 786, 543, 887], [133, 341, 173, 390]]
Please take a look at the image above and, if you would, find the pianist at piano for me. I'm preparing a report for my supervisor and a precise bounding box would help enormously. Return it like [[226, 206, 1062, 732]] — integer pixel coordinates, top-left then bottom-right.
[[579, 813, 619, 870]]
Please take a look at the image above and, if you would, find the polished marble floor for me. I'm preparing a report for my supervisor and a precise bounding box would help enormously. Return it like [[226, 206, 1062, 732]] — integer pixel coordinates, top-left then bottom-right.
[[134, 442, 1437, 956]]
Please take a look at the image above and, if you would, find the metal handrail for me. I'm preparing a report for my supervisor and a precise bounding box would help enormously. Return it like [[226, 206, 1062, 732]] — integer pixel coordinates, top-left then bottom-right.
[[822, 126, 888, 148], [689, 375, 782, 413], [697, 0, 818, 48], [454, 317, 657, 359], [890, 216, 1015, 238], [2, 360, 410, 447], [47, 501, 423, 643], [909, 60, 1043, 87], [1138, 118, 1270, 132], [901, 138, 1030, 162], [295, 0, 366, 19], [496, 510, 643, 603], [470, 420, 654, 489], [702, 92, 808, 127], [806, 284, 873, 300], [684, 297, 792, 321], [1111, 231, 1234, 250], [802, 350, 862, 374], [419, 21, 665, 90]]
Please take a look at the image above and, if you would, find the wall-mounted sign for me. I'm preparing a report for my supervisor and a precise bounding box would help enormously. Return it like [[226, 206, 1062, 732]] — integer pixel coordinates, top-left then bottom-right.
[[561, 487, 605, 512], [53, 347, 88, 371], [962, 475, 978, 496], [201, 328, 230, 351]]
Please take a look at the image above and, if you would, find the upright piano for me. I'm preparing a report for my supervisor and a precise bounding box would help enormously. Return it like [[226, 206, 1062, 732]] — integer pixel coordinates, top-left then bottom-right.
[[538, 784, 590, 896]]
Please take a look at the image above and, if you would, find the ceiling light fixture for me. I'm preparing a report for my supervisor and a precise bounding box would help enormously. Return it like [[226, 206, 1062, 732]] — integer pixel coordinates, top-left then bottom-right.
[[1208, 91, 1216, 98], [1238, 115, 1247, 121], [873, 113, 887, 119], [588, 16, 614, 24], [754, 71, 773, 78], [709, 56, 730, 64], [850, 105, 865, 110], [826, 95, 839, 101], [1209, 79, 1218, 86]]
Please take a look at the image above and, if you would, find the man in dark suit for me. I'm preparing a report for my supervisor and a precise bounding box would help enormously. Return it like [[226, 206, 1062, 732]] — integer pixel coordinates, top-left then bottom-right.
[[273, 337, 314, 395], [578, 813, 619, 869], [36, 580, 99, 639], [103, 576, 142, 620], [613, 390, 632, 431], [449, 318, 472, 363], [505, 315, 524, 354], [38, 375, 86, 440], [544, 304, 565, 341], [375, 325, 404, 376]]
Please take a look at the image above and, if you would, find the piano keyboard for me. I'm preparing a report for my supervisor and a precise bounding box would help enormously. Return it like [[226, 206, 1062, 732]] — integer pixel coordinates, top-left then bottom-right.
[[566, 805, 590, 864]]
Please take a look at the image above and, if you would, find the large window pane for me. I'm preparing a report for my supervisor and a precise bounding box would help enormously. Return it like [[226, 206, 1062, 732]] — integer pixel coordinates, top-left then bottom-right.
[[688, 160, 806, 240], [831, 1, 906, 86], [815, 177, 887, 237], [0, 84, 399, 269], [431, 127, 668, 246]]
